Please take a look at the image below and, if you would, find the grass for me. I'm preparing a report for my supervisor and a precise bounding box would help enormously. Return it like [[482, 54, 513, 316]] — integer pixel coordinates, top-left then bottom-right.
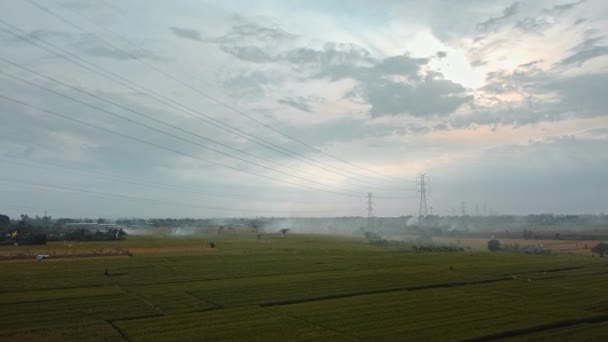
[[1, 232, 607, 341]]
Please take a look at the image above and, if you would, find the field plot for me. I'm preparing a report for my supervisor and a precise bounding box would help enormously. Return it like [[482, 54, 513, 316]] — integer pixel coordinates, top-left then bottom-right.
[[1, 233, 607, 341], [431, 236, 600, 255]]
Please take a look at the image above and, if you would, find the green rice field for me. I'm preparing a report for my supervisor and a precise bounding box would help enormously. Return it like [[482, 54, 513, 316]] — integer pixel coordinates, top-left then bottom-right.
[[1, 232, 607, 341]]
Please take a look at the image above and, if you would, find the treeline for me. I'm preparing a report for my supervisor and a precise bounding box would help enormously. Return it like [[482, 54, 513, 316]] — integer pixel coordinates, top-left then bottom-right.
[[1, 214, 48, 245], [0, 214, 127, 245], [61, 227, 127, 242], [364, 232, 464, 253]]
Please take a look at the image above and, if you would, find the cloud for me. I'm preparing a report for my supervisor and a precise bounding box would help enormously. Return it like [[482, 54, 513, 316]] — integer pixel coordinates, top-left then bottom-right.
[[516, 16, 552, 32], [284, 43, 373, 66], [476, 2, 520, 33], [170, 26, 203, 42], [220, 45, 273, 63], [560, 32, 608, 66], [216, 30, 469, 118], [451, 67, 608, 129], [292, 49, 471, 118], [277, 96, 314, 112], [349, 73, 471, 118], [546, 72, 608, 116], [544, 1, 581, 15], [373, 55, 428, 77], [227, 23, 296, 42], [219, 69, 282, 98], [201, 22, 298, 64]]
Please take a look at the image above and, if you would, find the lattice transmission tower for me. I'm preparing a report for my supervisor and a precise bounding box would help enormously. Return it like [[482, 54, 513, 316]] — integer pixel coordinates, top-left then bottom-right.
[[417, 174, 429, 227]]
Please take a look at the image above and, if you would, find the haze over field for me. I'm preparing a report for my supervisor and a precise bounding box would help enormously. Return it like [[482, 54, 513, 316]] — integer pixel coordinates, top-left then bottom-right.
[[1, 0, 607, 218]]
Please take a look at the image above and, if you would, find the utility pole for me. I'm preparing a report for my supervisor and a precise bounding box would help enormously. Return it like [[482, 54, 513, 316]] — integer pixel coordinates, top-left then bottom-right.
[[417, 174, 429, 228], [367, 192, 373, 232], [475, 204, 479, 217]]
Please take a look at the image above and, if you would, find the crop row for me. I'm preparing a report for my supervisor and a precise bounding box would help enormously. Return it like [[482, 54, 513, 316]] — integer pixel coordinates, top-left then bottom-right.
[[112, 259, 340, 287], [505, 320, 608, 341], [0, 285, 124, 305], [128, 267, 450, 309], [273, 284, 594, 340], [0, 320, 124, 342], [0, 293, 160, 330], [114, 306, 351, 342], [131, 290, 218, 315]]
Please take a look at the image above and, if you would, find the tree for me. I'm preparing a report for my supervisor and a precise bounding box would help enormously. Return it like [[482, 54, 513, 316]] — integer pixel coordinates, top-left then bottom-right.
[[0, 214, 9, 228], [592, 242, 608, 257], [487, 238, 501, 252], [280, 228, 289, 238]]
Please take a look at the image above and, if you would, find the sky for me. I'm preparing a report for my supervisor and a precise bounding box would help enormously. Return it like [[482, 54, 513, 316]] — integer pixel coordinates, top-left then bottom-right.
[[0, 0, 607, 218]]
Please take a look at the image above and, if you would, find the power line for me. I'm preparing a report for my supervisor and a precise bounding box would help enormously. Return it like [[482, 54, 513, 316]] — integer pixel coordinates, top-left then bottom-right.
[[0, 67, 378, 196], [0, 56, 410, 194], [0, 203, 112, 218], [0, 19, 413, 193], [0, 93, 365, 198], [0, 179, 342, 215], [25, 0, 418, 185], [0, 154, 339, 206]]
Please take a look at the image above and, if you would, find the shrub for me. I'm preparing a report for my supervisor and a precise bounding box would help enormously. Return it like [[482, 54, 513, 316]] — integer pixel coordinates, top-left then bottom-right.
[[487, 238, 501, 252], [592, 242, 608, 257]]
